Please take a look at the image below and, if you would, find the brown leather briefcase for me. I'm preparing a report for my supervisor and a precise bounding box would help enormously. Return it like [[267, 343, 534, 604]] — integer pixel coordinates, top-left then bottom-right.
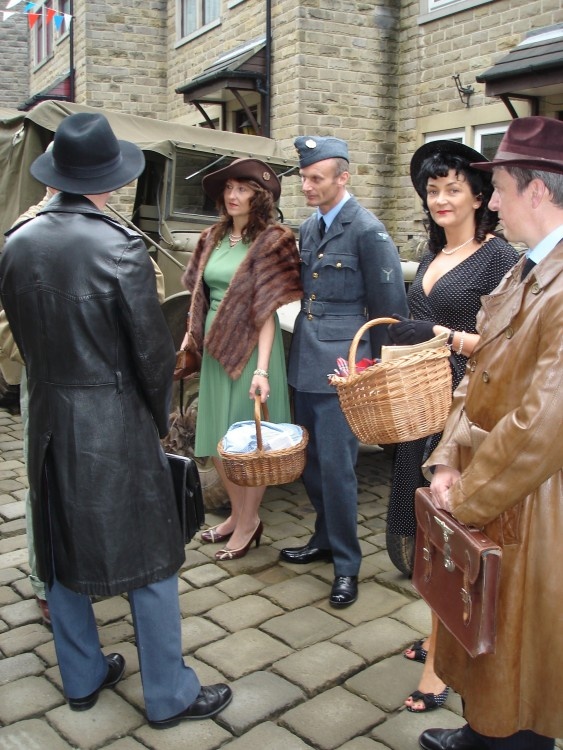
[[412, 487, 502, 657]]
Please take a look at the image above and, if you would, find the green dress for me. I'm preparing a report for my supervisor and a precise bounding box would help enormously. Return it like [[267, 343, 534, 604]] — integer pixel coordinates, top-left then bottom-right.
[[194, 235, 291, 457]]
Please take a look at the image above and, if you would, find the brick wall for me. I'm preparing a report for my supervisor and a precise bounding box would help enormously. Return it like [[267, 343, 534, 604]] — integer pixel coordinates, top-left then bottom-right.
[[0, 13, 29, 109]]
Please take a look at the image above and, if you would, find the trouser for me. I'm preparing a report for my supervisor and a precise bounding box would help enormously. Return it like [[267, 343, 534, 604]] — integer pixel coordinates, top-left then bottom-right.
[[294, 390, 361, 576], [46, 573, 200, 721]]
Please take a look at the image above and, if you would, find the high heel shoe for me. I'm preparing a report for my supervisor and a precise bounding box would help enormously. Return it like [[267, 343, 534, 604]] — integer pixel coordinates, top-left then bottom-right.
[[214, 521, 263, 561], [200, 525, 233, 544]]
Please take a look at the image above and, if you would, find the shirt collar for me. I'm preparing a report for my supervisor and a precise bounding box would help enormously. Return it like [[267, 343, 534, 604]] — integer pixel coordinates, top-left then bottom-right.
[[527, 223, 563, 265], [317, 191, 351, 230]]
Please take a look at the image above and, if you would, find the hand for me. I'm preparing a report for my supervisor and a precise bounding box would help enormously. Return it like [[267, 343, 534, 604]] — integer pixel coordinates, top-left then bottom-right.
[[249, 375, 270, 402], [387, 314, 436, 345], [430, 465, 461, 511]]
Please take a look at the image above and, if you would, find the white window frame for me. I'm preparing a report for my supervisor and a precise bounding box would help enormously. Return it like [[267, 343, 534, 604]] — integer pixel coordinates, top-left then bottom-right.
[[473, 123, 509, 158], [424, 129, 465, 144], [176, 0, 221, 44], [418, 0, 494, 24]]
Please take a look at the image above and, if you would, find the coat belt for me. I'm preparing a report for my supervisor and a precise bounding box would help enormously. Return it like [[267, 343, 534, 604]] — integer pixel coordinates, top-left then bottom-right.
[[301, 300, 367, 317]]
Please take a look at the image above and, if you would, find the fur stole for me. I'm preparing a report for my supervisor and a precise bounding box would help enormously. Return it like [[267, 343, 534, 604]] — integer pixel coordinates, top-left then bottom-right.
[[182, 223, 302, 379]]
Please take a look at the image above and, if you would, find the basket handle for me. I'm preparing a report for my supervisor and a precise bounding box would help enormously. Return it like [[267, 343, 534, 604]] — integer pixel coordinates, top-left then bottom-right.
[[253, 394, 270, 452], [347, 317, 398, 376]]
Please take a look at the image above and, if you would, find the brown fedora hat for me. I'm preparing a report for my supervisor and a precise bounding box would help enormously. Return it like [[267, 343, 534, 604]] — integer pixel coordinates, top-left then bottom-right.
[[202, 158, 281, 202], [471, 116, 563, 175]]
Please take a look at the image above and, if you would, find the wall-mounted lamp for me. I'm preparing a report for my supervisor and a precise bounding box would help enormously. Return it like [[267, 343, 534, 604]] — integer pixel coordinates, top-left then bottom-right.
[[452, 74, 474, 108]]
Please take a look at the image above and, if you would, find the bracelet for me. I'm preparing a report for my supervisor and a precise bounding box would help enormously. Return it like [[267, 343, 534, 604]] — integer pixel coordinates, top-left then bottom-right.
[[457, 331, 466, 356], [446, 329, 455, 349], [253, 368, 269, 378]]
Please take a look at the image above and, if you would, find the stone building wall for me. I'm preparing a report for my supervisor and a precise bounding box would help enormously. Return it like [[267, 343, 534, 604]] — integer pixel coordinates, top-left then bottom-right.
[[0, 13, 29, 109]]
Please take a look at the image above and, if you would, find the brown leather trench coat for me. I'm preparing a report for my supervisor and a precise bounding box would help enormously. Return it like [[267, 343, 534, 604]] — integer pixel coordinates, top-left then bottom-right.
[[425, 242, 563, 739]]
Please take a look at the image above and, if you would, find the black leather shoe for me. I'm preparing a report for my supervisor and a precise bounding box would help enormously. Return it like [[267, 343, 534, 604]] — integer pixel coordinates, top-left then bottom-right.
[[419, 726, 488, 750], [149, 683, 233, 728], [279, 544, 333, 564], [68, 653, 125, 711], [329, 576, 358, 607]]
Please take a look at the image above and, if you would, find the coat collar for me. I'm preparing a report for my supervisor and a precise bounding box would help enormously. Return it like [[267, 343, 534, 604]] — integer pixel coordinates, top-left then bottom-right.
[[477, 240, 563, 344]]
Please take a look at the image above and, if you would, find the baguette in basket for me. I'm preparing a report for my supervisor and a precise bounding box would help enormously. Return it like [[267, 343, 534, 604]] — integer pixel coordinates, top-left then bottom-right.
[[330, 317, 452, 445]]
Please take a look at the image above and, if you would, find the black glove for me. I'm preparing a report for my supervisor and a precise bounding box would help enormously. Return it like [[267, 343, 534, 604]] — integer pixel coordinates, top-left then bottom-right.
[[387, 314, 436, 345]]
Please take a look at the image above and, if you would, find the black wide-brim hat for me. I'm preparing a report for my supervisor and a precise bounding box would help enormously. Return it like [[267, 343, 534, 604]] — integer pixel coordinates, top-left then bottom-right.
[[202, 158, 281, 202], [30, 112, 145, 195], [470, 116, 563, 174], [409, 140, 488, 198]]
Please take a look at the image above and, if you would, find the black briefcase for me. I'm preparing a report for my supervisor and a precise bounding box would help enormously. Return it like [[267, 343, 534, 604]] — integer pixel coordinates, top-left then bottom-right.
[[166, 453, 205, 543]]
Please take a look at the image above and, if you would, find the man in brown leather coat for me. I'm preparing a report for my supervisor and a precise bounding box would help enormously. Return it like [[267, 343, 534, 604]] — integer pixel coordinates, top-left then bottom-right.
[[419, 117, 563, 750]]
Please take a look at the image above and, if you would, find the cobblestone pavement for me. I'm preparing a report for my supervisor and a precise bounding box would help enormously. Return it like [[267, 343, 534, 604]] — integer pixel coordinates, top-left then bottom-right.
[[1, 407, 560, 750]]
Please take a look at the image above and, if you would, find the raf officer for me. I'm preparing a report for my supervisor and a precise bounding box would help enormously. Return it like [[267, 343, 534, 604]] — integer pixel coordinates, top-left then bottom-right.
[[282, 136, 408, 607]]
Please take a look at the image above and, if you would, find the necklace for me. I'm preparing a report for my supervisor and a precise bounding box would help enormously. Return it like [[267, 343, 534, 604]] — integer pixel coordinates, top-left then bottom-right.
[[441, 237, 474, 255], [228, 233, 243, 247]]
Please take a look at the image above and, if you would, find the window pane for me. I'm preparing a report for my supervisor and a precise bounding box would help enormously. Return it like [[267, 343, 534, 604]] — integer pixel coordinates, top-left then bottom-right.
[[173, 151, 226, 217], [204, 0, 220, 24], [180, 0, 197, 37], [478, 132, 504, 161]]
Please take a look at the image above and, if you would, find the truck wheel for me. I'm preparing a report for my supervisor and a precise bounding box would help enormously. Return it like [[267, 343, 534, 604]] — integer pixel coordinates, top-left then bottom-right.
[[385, 529, 415, 577]]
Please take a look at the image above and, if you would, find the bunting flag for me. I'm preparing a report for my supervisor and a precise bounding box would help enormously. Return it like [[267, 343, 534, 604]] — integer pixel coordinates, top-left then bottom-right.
[[1, 4, 73, 28]]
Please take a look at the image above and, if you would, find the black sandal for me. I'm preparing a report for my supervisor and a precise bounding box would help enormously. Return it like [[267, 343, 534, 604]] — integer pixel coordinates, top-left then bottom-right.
[[405, 687, 449, 713], [403, 639, 427, 664]]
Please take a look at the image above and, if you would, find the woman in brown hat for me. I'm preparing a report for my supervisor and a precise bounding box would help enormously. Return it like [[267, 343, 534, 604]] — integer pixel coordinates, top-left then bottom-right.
[[180, 159, 302, 560], [385, 140, 518, 713]]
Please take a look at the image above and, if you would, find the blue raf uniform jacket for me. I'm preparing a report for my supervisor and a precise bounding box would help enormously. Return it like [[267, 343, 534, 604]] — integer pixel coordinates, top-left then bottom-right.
[[288, 195, 408, 393]]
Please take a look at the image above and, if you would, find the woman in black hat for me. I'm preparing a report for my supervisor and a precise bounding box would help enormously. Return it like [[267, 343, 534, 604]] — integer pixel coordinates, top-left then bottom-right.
[[386, 141, 518, 712], [180, 159, 302, 560]]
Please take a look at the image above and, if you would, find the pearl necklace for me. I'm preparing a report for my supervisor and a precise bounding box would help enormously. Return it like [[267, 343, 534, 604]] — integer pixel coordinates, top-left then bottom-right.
[[441, 237, 474, 255], [228, 233, 243, 247]]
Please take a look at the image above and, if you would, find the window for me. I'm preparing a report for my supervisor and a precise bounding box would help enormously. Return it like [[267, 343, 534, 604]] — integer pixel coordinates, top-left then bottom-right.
[[33, 1, 54, 67], [474, 125, 508, 161], [178, 0, 220, 39], [419, 0, 494, 23], [56, 0, 71, 39], [424, 129, 464, 144], [172, 150, 228, 218]]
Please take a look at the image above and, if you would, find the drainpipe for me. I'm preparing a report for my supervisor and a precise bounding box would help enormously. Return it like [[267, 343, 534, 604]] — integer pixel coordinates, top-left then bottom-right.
[[264, 0, 271, 137], [69, 0, 75, 101]]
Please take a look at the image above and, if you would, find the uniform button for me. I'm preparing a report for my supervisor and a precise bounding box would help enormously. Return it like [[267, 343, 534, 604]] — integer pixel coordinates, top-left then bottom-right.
[[482, 371, 490, 383], [307, 314, 313, 320], [318, 253, 324, 259], [336, 261, 342, 268], [310, 294, 316, 300], [505, 326, 514, 339], [531, 282, 540, 295], [312, 272, 319, 279]]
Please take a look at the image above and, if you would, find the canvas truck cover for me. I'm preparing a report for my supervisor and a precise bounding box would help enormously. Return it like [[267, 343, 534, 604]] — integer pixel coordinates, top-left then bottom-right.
[[0, 100, 296, 246]]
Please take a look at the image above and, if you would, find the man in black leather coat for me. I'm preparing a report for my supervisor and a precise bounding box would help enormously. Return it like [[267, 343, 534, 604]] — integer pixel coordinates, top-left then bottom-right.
[[0, 113, 231, 727]]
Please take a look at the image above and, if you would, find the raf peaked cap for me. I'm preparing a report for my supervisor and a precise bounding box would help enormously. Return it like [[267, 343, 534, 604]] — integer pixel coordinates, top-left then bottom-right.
[[294, 136, 349, 168]]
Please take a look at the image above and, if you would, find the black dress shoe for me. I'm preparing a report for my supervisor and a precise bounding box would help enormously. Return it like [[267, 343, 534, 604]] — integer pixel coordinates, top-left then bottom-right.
[[68, 653, 126, 711], [419, 726, 488, 750], [279, 544, 333, 564], [329, 576, 358, 607], [149, 683, 233, 728]]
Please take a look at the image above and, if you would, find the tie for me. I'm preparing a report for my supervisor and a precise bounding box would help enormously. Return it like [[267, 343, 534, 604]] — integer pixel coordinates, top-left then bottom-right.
[[521, 257, 536, 280], [319, 217, 326, 239]]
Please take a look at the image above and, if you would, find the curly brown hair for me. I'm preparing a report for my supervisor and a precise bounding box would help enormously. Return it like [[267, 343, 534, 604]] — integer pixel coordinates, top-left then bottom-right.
[[209, 179, 277, 246]]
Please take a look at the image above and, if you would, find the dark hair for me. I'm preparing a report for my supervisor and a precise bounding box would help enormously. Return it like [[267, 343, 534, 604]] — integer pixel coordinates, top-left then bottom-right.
[[416, 152, 499, 254], [210, 179, 277, 246]]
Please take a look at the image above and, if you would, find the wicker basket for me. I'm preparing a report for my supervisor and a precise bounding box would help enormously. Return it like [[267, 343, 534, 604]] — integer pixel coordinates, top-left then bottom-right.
[[218, 396, 308, 487], [332, 317, 452, 445]]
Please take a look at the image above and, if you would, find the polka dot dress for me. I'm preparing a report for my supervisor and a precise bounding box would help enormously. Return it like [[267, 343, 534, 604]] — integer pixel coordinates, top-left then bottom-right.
[[387, 237, 518, 537]]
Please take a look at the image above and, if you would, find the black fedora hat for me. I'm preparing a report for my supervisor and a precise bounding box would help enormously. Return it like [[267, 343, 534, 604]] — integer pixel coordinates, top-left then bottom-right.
[[30, 112, 145, 195], [202, 158, 281, 202], [410, 140, 488, 198]]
